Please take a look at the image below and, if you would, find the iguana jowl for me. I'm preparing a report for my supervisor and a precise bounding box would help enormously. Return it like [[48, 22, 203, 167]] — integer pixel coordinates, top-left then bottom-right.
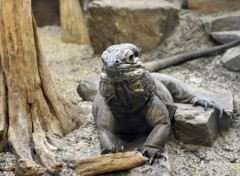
[[92, 43, 230, 164]]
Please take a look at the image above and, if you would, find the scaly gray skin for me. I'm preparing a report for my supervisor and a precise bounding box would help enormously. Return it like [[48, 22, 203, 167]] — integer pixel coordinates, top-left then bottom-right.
[[92, 43, 227, 164]]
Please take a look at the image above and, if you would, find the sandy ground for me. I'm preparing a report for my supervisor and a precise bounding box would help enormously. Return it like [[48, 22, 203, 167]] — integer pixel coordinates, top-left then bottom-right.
[[1, 11, 240, 176]]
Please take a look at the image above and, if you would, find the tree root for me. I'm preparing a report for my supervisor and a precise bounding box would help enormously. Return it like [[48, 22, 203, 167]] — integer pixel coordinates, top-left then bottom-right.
[[32, 116, 62, 174], [15, 159, 47, 176]]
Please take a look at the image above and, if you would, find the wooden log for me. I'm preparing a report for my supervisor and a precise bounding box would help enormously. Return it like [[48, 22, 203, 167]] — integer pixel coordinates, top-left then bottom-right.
[[60, 0, 91, 45], [72, 152, 148, 176]]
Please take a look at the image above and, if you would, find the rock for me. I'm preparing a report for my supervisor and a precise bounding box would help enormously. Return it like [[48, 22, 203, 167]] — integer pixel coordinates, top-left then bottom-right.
[[221, 45, 240, 71], [174, 103, 218, 146], [77, 77, 100, 101], [88, 0, 179, 54], [202, 12, 240, 42], [202, 90, 233, 132], [187, 0, 240, 13], [174, 89, 233, 146], [211, 31, 240, 44]]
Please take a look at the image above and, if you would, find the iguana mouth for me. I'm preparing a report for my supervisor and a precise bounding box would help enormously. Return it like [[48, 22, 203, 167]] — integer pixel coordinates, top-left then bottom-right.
[[103, 63, 144, 79], [102, 64, 145, 80], [104, 63, 142, 71]]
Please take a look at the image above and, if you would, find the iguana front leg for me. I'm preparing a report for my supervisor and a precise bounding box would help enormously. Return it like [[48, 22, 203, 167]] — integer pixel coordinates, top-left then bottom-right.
[[143, 95, 171, 164], [93, 95, 122, 154], [98, 129, 122, 154]]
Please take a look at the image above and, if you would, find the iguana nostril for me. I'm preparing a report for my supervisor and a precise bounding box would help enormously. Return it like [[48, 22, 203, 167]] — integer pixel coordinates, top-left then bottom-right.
[[115, 60, 120, 63]]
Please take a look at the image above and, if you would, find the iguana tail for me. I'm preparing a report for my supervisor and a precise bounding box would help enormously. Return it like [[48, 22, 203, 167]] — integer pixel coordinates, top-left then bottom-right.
[[144, 38, 240, 72]]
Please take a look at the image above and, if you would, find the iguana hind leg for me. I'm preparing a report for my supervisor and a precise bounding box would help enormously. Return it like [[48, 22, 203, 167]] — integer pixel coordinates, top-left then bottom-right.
[[152, 73, 229, 118]]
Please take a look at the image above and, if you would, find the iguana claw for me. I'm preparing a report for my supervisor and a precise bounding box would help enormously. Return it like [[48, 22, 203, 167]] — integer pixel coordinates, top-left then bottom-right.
[[101, 145, 125, 154], [191, 95, 228, 118], [142, 147, 167, 165]]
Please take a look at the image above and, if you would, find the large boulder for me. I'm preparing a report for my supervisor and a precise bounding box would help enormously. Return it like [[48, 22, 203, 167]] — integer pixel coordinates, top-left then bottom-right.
[[174, 89, 233, 146], [88, 0, 179, 54]]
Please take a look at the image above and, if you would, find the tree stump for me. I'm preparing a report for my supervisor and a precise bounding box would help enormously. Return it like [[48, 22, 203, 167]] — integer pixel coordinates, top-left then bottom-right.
[[0, 0, 84, 175], [60, 0, 91, 45]]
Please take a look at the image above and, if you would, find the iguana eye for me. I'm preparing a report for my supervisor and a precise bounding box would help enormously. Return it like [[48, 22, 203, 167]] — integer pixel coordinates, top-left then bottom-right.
[[129, 54, 134, 60], [125, 52, 137, 63]]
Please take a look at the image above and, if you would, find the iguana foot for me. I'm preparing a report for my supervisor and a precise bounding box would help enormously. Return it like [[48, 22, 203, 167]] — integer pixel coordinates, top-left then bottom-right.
[[191, 95, 225, 118], [141, 147, 167, 165]]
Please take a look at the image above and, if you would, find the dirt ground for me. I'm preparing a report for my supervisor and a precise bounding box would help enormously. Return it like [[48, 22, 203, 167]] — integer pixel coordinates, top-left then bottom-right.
[[1, 11, 240, 176]]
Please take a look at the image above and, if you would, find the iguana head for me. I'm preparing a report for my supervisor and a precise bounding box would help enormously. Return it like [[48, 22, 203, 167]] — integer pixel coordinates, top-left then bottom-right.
[[101, 43, 145, 79]]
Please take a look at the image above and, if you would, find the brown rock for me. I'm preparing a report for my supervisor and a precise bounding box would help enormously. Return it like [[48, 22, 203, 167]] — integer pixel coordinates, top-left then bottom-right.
[[88, 0, 179, 54], [174, 89, 233, 146], [187, 0, 240, 13]]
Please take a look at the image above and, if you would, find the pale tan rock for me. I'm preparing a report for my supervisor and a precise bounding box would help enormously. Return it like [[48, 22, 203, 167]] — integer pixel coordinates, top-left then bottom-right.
[[88, 0, 179, 53]]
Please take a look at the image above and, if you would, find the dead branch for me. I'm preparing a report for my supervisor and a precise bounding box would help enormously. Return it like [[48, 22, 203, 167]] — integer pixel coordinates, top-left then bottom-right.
[[70, 151, 148, 176]]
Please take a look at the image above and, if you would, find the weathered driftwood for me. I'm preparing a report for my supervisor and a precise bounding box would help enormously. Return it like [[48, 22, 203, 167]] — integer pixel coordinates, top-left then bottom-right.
[[60, 0, 91, 45], [71, 151, 148, 176], [0, 0, 84, 175]]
